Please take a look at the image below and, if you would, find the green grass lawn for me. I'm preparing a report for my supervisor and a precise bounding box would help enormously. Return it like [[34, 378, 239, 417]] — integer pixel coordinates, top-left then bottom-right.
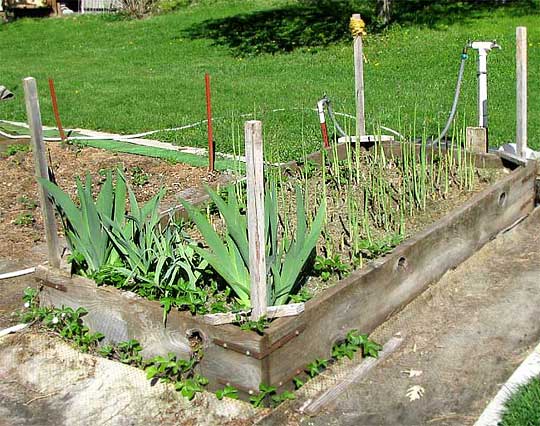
[[500, 376, 540, 426], [0, 0, 539, 162]]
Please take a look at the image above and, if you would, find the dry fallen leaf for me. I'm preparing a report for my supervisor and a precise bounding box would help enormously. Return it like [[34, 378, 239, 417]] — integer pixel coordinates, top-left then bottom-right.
[[406, 385, 425, 401], [401, 369, 423, 378]]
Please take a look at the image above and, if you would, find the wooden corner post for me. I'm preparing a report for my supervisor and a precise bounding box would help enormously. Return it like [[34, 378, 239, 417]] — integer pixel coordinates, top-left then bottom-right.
[[245, 120, 267, 320], [516, 26, 527, 158], [352, 13, 366, 139], [23, 77, 61, 269]]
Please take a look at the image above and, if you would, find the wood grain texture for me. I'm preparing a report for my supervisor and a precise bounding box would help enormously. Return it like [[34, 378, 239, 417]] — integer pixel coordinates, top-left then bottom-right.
[[262, 161, 537, 387], [516, 26, 528, 158], [466, 127, 487, 154], [23, 77, 60, 269], [245, 120, 267, 320], [36, 266, 265, 392], [202, 303, 305, 326], [353, 13, 366, 138]]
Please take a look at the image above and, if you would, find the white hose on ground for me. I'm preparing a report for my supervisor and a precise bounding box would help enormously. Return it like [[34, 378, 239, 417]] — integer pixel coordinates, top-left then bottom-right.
[[0, 266, 36, 280], [0, 323, 30, 338]]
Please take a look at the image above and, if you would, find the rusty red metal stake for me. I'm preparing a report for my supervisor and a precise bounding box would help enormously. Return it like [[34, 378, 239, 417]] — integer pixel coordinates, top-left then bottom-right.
[[320, 121, 330, 149], [317, 100, 330, 148], [48, 78, 66, 144], [205, 73, 215, 173]]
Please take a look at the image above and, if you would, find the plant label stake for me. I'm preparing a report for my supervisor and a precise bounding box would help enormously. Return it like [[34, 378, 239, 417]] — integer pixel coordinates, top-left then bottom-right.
[[48, 78, 67, 144], [351, 13, 366, 139], [245, 120, 267, 320], [516, 27, 527, 158], [205, 73, 215, 172], [23, 77, 61, 269]]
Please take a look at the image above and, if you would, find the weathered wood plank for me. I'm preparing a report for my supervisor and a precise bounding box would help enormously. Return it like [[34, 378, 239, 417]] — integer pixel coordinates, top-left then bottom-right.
[[23, 77, 60, 269], [245, 120, 267, 320], [36, 265, 266, 392], [516, 26, 528, 158], [202, 303, 305, 326], [263, 161, 537, 387], [352, 13, 366, 138], [466, 127, 487, 154]]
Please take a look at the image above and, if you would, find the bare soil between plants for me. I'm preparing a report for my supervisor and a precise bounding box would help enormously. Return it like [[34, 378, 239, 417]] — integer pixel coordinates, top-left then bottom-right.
[[0, 140, 220, 261]]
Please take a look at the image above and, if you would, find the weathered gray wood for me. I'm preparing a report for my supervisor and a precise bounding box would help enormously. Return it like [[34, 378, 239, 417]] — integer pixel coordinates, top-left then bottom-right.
[[245, 120, 267, 320], [23, 77, 60, 269], [37, 148, 536, 396], [36, 265, 266, 393], [466, 127, 487, 154], [516, 26, 527, 158], [353, 14, 366, 138], [301, 336, 404, 415], [263, 161, 537, 387], [496, 150, 528, 167], [202, 303, 305, 326]]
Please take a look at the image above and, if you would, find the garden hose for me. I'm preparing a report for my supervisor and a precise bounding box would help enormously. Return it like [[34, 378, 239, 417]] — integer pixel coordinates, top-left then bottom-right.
[[430, 44, 470, 146], [323, 96, 348, 138]]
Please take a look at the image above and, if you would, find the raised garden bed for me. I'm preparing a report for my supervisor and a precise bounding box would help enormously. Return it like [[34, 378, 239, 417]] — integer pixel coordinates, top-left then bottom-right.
[[36, 141, 537, 396]]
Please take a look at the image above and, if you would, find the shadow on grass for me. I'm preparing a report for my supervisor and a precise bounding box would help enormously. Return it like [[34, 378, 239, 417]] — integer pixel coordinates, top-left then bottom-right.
[[185, 0, 539, 56]]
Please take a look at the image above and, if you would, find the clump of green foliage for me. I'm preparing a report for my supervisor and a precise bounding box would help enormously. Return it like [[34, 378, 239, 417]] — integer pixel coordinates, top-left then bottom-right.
[[20, 288, 209, 400], [5, 144, 30, 156], [181, 181, 325, 309], [20, 288, 104, 353], [14, 212, 34, 226], [130, 166, 150, 186]]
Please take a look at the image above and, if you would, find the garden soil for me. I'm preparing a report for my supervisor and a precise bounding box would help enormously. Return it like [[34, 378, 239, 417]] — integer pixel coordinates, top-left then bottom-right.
[[0, 140, 220, 260], [260, 207, 540, 426]]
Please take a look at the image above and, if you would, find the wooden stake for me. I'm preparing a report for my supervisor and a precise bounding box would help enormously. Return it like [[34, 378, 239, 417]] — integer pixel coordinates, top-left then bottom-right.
[[516, 27, 527, 158], [205, 73, 215, 172], [245, 120, 267, 320], [48, 78, 67, 143], [353, 13, 366, 139], [23, 77, 61, 269], [466, 127, 487, 154]]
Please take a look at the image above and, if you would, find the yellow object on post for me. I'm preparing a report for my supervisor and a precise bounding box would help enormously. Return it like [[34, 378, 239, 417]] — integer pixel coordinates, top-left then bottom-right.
[[351, 13, 366, 138], [350, 15, 366, 37]]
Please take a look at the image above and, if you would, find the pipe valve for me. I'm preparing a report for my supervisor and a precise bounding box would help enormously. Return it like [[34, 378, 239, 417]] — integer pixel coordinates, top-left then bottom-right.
[[470, 40, 501, 52]]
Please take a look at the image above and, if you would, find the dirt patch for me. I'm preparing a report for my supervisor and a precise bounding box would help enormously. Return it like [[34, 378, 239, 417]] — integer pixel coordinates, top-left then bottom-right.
[[0, 141, 218, 261]]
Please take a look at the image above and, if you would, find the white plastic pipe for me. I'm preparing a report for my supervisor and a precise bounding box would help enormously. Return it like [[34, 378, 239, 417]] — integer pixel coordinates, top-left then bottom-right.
[[470, 41, 501, 129]]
